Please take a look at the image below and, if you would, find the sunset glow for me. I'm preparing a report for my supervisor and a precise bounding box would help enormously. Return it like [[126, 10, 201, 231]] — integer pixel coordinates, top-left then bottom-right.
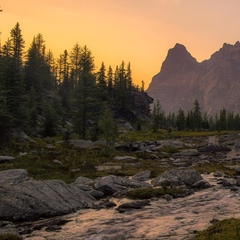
[[1, 0, 240, 88]]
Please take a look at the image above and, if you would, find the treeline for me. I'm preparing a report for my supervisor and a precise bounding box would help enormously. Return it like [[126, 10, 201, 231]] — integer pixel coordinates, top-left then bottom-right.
[[152, 99, 240, 132], [0, 22, 146, 141]]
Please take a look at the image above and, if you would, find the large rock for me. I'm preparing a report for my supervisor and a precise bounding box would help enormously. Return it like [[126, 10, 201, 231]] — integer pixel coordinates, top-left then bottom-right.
[[132, 170, 151, 181], [70, 140, 95, 149], [152, 169, 206, 188], [198, 145, 231, 152], [116, 200, 151, 213], [94, 175, 151, 195], [114, 156, 138, 162], [0, 179, 95, 221], [156, 140, 184, 149], [0, 156, 15, 163], [0, 221, 21, 238], [174, 149, 200, 156], [0, 169, 29, 186]]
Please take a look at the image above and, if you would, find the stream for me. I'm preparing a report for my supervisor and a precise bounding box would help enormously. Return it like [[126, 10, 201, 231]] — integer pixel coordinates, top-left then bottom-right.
[[21, 135, 240, 240]]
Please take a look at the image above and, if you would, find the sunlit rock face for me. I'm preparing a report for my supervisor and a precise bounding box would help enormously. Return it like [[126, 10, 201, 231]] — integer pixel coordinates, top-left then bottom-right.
[[147, 41, 240, 115]]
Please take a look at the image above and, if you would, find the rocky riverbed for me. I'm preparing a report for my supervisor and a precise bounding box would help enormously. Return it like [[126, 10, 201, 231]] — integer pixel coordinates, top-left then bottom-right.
[[2, 133, 240, 239], [21, 173, 240, 240]]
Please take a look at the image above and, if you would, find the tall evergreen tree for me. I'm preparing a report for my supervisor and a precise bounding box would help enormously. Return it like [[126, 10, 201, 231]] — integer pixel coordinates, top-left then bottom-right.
[[98, 107, 118, 155], [193, 99, 202, 130], [107, 65, 113, 100], [74, 45, 98, 139], [152, 100, 165, 132], [176, 108, 185, 130], [96, 62, 107, 101], [25, 34, 48, 93], [58, 50, 73, 113], [126, 62, 132, 91], [4, 23, 27, 127], [219, 108, 227, 130], [69, 43, 81, 86]]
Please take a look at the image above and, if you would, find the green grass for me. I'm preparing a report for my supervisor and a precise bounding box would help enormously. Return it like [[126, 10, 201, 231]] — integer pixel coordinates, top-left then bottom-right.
[[118, 129, 168, 142], [0, 130, 236, 183], [172, 130, 230, 138], [195, 218, 240, 240], [194, 163, 238, 176], [118, 129, 232, 142], [0, 234, 22, 240]]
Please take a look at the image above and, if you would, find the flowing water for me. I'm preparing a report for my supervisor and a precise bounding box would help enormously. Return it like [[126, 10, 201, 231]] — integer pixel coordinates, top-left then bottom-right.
[[23, 174, 240, 240]]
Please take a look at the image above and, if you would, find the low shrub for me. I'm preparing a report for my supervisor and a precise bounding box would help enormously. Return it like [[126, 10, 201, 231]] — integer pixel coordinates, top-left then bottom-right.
[[195, 218, 240, 240], [0, 234, 22, 240]]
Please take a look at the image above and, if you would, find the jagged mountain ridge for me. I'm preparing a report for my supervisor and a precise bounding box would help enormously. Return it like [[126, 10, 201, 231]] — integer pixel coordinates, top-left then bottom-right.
[[147, 42, 240, 115]]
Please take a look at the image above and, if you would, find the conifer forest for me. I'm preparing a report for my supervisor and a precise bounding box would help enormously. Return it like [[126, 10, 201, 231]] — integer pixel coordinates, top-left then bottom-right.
[[1, 23, 240, 143]]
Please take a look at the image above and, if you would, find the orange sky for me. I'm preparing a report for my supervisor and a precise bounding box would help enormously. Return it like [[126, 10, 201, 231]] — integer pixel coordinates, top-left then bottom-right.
[[1, 0, 240, 88]]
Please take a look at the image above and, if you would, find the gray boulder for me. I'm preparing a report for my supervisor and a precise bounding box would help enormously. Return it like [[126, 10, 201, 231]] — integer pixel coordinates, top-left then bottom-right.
[[198, 145, 231, 152], [73, 176, 94, 185], [94, 175, 151, 195], [0, 156, 15, 163], [114, 156, 138, 162], [152, 169, 206, 188], [156, 140, 184, 149], [0, 179, 96, 221], [0, 169, 29, 186], [191, 179, 212, 189], [116, 200, 151, 213], [71, 177, 104, 199], [226, 165, 240, 174], [132, 170, 151, 181], [0, 221, 21, 238], [174, 149, 200, 157], [70, 139, 95, 148]]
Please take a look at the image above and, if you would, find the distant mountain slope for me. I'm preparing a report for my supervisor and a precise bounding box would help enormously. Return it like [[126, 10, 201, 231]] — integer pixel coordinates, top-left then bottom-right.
[[147, 42, 240, 115]]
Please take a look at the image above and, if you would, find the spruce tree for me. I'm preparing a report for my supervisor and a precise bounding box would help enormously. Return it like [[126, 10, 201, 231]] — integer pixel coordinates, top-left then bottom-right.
[[4, 23, 27, 128], [219, 108, 227, 130], [74, 45, 98, 139], [99, 107, 118, 155], [193, 99, 202, 130], [152, 100, 164, 132], [96, 62, 108, 101], [107, 65, 113, 102], [176, 108, 185, 130]]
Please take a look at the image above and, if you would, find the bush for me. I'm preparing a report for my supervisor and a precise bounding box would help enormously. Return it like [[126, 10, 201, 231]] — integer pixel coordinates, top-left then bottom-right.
[[195, 218, 240, 240]]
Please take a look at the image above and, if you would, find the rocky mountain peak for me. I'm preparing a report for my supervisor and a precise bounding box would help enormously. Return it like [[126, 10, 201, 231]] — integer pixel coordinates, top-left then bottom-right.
[[160, 43, 197, 74], [210, 41, 240, 60], [147, 42, 240, 115]]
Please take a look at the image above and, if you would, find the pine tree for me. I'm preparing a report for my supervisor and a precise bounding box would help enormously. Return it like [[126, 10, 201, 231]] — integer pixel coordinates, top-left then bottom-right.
[[58, 50, 73, 113], [74, 45, 98, 139], [152, 100, 165, 132], [96, 62, 108, 101], [69, 43, 81, 86], [219, 108, 227, 130], [126, 62, 132, 91], [193, 99, 202, 130], [41, 100, 58, 137], [25, 34, 50, 93], [99, 107, 118, 155], [176, 108, 185, 130], [4, 23, 27, 127], [107, 65, 113, 101]]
